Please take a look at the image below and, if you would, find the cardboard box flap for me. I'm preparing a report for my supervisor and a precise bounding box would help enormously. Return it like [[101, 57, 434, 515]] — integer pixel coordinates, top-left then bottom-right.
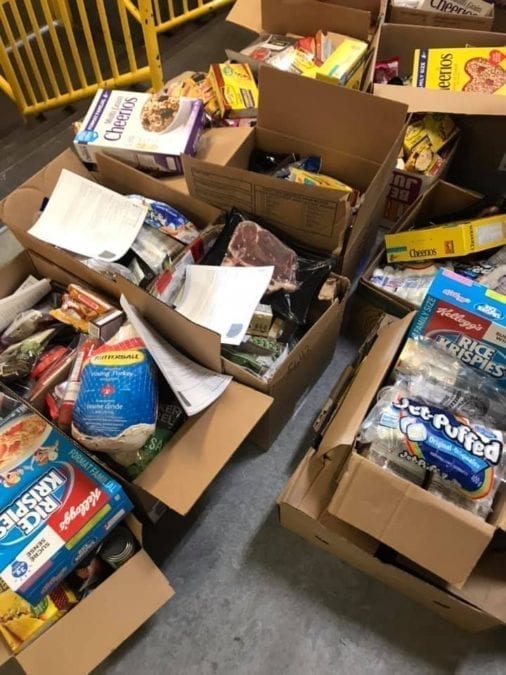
[[317, 314, 414, 456], [17, 551, 173, 675], [227, 0, 372, 41], [135, 381, 272, 515], [373, 85, 506, 115], [258, 67, 408, 164], [454, 550, 506, 624]]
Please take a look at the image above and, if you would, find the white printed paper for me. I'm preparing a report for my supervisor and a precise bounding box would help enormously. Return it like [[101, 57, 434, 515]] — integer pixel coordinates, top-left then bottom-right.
[[28, 170, 147, 262], [0, 277, 51, 332], [120, 296, 232, 416], [175, 265, 274, 345]]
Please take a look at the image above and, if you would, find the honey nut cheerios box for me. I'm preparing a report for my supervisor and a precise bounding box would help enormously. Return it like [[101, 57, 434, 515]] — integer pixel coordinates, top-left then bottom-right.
[[413, 46, 506, 95]]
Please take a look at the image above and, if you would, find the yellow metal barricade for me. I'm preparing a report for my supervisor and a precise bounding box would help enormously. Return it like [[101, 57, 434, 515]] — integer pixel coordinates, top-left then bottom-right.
[[0, 0, 233, 117]]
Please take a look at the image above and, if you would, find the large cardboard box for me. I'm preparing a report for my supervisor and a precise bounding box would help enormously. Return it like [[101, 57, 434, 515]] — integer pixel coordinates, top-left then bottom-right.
[[278, 317, 506, 631], [360, 179, 482, 316], [373, 24, 506, 113], [183, 66, 408, 281], [387, 1, 495, 31], [0, 248, 272, 516], [0, 149, 347, 450]]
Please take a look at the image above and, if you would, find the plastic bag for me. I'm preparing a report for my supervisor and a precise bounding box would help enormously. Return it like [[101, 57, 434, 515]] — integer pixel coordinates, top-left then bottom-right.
[[202, 208, 337, 325]]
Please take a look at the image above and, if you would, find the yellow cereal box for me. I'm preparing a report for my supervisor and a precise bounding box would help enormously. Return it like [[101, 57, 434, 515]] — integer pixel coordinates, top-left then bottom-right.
[[316, 37, 369, 89], [412, 47, 506, 95], [208, 63, 259, 118]]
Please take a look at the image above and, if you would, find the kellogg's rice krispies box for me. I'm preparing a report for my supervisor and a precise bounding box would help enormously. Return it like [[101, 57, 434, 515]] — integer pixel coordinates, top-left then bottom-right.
[[410, 269, 506, 386], [413, 46, 506, 95], [74, 89, 206, 173], [0, 391, 132, 604]]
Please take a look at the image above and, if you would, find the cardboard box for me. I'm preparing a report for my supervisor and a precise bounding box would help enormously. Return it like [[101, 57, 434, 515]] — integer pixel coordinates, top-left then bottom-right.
[[373, 24, 506, 113], [183, 66, 408, 280], [0, 149, 346, 450], [0, 513, 173, 674], [278, 316, 506, 630], [312, 315, 506, 585], [360, 179, 482, 316], [0, 247, 272, 514], [387, 0, 495, 31]]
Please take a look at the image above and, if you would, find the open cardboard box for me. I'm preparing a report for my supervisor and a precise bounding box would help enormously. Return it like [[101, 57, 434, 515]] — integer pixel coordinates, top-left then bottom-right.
[[360, 179, 482, 316], [373, 24, 506, 113], [183, 66, 408, 281], [0, 249, 272, 516], [278, 316, 506, 631], [386, 0, 495, 31], [312, 314, 506, 586], [0, 148, 347, 449]]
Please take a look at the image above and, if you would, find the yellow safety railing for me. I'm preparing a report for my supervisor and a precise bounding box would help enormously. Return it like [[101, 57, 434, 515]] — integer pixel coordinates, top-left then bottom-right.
[[0, 0, 233, 117]]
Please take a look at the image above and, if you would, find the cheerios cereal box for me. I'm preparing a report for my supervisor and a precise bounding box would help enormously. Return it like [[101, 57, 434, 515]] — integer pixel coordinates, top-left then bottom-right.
[[74, 89, 206, 173], [413, 46, 506, 95]]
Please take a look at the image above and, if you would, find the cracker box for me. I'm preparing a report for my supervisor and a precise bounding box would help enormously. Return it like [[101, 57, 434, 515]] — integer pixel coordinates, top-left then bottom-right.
[[385, 213, 506, 262], [208, 63, 259, 118], [0, 392, 133, 604], [316, 36, 369, 88], [413, 46, 506, 95], [410, 269, 506, 386], [74, 89, 206, 173]]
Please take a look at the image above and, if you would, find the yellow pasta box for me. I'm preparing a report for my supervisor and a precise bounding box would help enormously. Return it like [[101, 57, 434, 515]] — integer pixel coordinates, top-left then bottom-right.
[[385, 214, 506, 263], [208, 63, 259, 118], [316, 35, 369, 89], [413, 46, 506, 95]]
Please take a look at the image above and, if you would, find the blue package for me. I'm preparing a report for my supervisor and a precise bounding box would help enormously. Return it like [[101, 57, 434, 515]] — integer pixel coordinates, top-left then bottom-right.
[[128, 194, 199, 244]]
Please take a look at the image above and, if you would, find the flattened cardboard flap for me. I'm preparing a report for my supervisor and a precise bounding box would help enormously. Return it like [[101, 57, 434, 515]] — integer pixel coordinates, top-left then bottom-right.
[[227, 0, 262, 33], [258, 67, 408, 164], [16, 551, 173, 675], [317, 314, 414, 456], [134, 381, 272, 515]]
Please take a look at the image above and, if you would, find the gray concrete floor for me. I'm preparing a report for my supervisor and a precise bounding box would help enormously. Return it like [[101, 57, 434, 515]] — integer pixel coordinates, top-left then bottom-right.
[[0, 9, 505, 675]]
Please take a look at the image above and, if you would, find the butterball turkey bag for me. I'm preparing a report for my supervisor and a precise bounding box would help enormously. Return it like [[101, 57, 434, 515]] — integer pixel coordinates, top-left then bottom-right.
[[72, 325, 157, 453], [202, 208, 337, 326]]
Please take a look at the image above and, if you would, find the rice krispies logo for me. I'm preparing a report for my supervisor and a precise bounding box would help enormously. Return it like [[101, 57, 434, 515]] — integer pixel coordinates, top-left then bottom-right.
[[0, 469, 66, 542]]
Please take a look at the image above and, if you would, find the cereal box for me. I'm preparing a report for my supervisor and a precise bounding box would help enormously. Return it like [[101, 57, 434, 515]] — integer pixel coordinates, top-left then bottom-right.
[[74, 89, 206, 173], [413, 46, 506, 95], [0, 391, 132, 604], [385, 213, 506, 262], [208, 63, 259, 118], [316, 36, 369, 88], [410, 269, 506, 386]]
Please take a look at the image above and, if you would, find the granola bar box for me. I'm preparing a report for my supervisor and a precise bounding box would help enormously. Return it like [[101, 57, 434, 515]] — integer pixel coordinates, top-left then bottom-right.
[[413, 46, 506, 95], [410, 269, 506, 387], [0, 391, 132, 605], [74, 88, 206, 173]]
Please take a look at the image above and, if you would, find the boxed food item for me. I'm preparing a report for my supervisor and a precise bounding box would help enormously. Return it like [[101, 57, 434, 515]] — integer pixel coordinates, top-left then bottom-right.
[[315, 34, 370, 87], [410, 268, 506, 385], [413, 46, 506, 95], [74, 89, 206, 173], [207, 63, 259, 118], [388, 0, 495, 31]]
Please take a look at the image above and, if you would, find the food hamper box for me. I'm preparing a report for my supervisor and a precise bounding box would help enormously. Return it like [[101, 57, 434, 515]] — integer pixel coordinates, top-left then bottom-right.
[[183, 66, 408, 282], [0, 248, 272, 517], [387, 0, 495, 31], [372, 23, 506, 113], [0, 149, 347, 450], [278, 316, 506, 630], [360, 179, 483, 316]]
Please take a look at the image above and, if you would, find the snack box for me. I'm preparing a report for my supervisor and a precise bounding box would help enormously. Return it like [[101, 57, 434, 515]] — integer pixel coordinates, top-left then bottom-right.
[[0, 393, 133, 604], [413, 46, 506, 95], [207, 63, 259, 118], [74, 89, 206, 173], [417, 0, 494, 17], [385, 213, 506, 263], [388, 0, 495, 31], [410, 268, 506, 386], [315, 35, 369, 88]]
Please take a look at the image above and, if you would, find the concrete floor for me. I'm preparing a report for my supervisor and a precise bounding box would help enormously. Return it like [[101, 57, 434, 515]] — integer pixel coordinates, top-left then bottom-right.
[[0, 9, 505, 675]]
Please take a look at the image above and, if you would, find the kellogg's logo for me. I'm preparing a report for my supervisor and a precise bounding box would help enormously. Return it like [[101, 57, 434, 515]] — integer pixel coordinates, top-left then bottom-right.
[[475, 303, 502, 321], [59, 488, 103, 532], [435, 307, 483, 332]]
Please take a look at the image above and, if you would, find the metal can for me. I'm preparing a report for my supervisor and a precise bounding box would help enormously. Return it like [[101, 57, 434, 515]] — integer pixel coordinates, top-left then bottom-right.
[[98, 526, 137, 569]]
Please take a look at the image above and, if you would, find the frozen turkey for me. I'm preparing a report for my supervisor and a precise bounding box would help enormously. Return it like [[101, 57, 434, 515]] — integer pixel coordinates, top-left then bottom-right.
[[222, 220, 299, 293]]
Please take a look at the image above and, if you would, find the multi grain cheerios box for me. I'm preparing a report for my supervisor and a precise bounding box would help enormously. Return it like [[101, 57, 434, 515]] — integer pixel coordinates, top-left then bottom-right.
[[74, 89, 206, 173], [413, 46, 506, 95]]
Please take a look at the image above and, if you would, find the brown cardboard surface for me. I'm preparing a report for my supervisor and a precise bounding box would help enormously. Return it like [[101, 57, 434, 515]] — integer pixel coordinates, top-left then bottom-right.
[[227, 0, 373, 42], [387, 4, 494, 31], [16, 551, 173, 675], [359, 180, 482, 316], [373, 24, 506, 113]]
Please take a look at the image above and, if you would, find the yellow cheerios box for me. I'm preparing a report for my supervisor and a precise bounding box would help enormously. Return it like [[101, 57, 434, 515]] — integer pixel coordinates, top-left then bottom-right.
[[412, 46, 506, 95]]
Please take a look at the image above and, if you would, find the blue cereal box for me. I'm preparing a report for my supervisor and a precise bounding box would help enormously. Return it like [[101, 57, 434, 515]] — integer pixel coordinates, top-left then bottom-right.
[[0, 390, 132, 604], [410, 269, 506, 387]]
